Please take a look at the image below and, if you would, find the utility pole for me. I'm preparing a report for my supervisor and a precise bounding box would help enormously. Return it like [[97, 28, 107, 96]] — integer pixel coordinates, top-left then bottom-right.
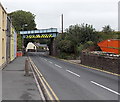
[[61, 14, 63, 34]]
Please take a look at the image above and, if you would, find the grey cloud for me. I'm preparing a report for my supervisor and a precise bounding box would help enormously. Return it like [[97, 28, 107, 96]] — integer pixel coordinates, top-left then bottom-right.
[[1, 0, 118, 31]]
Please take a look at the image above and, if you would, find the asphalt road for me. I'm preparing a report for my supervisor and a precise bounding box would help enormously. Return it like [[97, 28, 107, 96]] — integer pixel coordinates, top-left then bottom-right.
[[29, 52, 119, 101]]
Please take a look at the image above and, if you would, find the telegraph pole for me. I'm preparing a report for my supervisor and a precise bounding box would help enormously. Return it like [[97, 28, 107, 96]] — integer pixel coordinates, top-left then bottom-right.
[[61, 14, 63, 34]]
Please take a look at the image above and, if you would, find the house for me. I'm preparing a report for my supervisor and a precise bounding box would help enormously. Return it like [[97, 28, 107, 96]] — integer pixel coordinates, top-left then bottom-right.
[[10, 26, 17, 61], [26, 42, 37, 52], [0, 3, 7, 68], [0, 3, 17, 68]]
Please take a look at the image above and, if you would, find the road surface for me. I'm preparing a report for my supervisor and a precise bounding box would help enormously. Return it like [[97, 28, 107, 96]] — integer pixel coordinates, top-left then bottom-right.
[[28, 52, 119, 101]]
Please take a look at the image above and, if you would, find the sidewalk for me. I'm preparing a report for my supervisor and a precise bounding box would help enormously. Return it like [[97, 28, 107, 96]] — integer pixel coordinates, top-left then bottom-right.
[[2, 56, 41, 100]]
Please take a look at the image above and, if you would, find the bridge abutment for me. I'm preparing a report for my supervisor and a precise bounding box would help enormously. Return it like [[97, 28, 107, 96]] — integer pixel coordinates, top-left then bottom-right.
[[49, 38, 57, 56]]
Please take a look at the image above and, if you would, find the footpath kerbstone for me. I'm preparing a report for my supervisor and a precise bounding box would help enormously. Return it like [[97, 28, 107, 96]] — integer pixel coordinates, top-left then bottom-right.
[[2, 56, 41, 100]]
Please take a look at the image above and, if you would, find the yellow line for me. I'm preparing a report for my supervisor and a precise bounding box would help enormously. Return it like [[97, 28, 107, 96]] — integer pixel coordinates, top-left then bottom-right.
[[50, 56, 120, 77], [29, 58, 54, 101], [29, 57, 60, 101], [36, 67, 60, 101]]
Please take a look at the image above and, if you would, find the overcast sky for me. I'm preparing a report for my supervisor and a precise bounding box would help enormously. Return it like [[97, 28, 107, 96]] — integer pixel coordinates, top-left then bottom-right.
[[1, 0, 119, 32]]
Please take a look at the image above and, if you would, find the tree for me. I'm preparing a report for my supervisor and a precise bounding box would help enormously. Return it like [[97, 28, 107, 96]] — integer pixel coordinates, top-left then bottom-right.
[[17, 34, 22, 50], [55, 24, 99, 59], [9, 10, 37, 50], [65, 24, 99, 54], [65, 24, 98, 45], [102, 25, 113, 33], [57, 40, 74, 53], [8, 10, 36, 32]]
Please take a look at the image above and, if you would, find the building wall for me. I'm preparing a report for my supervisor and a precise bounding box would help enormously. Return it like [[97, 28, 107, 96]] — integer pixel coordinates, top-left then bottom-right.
[[6, 17, 11, 64], [10, 27, 17, 61], [14, 28, 17, 59], [0, 3, 7, 68], [0, 3, 17, 68]]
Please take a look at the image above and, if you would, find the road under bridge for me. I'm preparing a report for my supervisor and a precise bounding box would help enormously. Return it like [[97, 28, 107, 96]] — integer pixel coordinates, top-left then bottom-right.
[[19, 28, 58, 56]]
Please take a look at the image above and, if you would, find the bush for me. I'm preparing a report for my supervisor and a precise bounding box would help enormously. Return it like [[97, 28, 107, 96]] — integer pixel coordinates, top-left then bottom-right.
[[57, 40, 74, 53], [57, 52, 76, 60]]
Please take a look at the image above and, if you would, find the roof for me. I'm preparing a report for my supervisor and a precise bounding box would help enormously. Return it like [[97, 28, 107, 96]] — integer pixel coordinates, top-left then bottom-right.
[[0, 2, 7, 14], [34, 43, 48, 47]]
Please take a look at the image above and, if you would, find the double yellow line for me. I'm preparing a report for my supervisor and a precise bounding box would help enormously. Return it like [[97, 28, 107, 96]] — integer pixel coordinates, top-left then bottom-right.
[[29, 57, 60, 102]]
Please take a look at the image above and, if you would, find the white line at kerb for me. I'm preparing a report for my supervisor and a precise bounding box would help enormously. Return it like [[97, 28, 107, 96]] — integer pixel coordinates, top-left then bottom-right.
[[91, 81, 120, 95], [66, 70, 80, 78], [55, 64, 62, 68]]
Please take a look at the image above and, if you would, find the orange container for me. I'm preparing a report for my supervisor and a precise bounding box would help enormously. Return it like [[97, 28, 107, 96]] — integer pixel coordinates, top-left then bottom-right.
[[17, 51, 23, 57], [98, 39, 120, 54]]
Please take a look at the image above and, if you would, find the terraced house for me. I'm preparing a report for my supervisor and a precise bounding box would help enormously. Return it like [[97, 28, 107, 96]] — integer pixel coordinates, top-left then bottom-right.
[[10, 26, 17, 61], [0, 3, 7, 68], [0, 3, 17, 69]]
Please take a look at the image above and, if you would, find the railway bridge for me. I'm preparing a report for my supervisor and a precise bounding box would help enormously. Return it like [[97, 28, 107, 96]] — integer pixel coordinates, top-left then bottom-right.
[[20, 28, 58, 56]]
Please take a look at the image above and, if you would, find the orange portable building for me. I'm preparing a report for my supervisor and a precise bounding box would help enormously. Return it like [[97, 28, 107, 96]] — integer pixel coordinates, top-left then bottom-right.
[[98, 39, 120, 54]]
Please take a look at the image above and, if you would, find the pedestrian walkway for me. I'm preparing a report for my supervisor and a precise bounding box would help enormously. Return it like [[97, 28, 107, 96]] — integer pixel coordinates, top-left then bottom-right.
[[2, 56, 41, 100]]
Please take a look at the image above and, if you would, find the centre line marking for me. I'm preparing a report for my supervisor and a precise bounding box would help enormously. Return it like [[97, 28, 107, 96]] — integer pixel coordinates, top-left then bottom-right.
[[91, 81, 120, 95], [44, 59, 47, 61], [49, 61, 53, 64], [55, 64, 62, 68], [66, 70, 80, 77]]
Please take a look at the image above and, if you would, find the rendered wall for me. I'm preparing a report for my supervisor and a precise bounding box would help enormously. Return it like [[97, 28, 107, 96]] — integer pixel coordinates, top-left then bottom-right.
[[14, 27, 17, 58], [6, 17, 11, 64], [0, 4, 7, 68], [0, 6, 2, 67], [10, 27, 17, 61]]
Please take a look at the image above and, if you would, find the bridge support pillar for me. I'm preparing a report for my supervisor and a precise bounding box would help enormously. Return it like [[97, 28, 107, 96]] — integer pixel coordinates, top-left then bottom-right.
[[49, 38, 57, 56]]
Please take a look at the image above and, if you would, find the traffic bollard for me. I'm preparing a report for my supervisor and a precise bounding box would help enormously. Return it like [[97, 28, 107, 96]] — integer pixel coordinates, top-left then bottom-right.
[[25, 58, 29, 76]]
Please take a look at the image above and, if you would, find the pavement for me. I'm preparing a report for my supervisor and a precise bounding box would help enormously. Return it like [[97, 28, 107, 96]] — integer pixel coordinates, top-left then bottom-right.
[[29, 52, 120, 101], [68, 60, 81, 64], [2, 56, 41, 100]]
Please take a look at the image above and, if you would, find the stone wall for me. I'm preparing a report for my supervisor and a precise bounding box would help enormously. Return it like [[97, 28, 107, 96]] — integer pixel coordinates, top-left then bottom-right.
[[81, 52, 120, 74]]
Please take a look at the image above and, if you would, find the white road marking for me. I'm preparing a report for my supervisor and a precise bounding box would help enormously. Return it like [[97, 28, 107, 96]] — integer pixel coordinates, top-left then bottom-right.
[[49, 61, 53, 64], [55, 64, 62, 68], [66, 70, 80, 77], [44, 59, 47, 61], [29, 63, 45, 100], [91, 81, 120, 95]]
